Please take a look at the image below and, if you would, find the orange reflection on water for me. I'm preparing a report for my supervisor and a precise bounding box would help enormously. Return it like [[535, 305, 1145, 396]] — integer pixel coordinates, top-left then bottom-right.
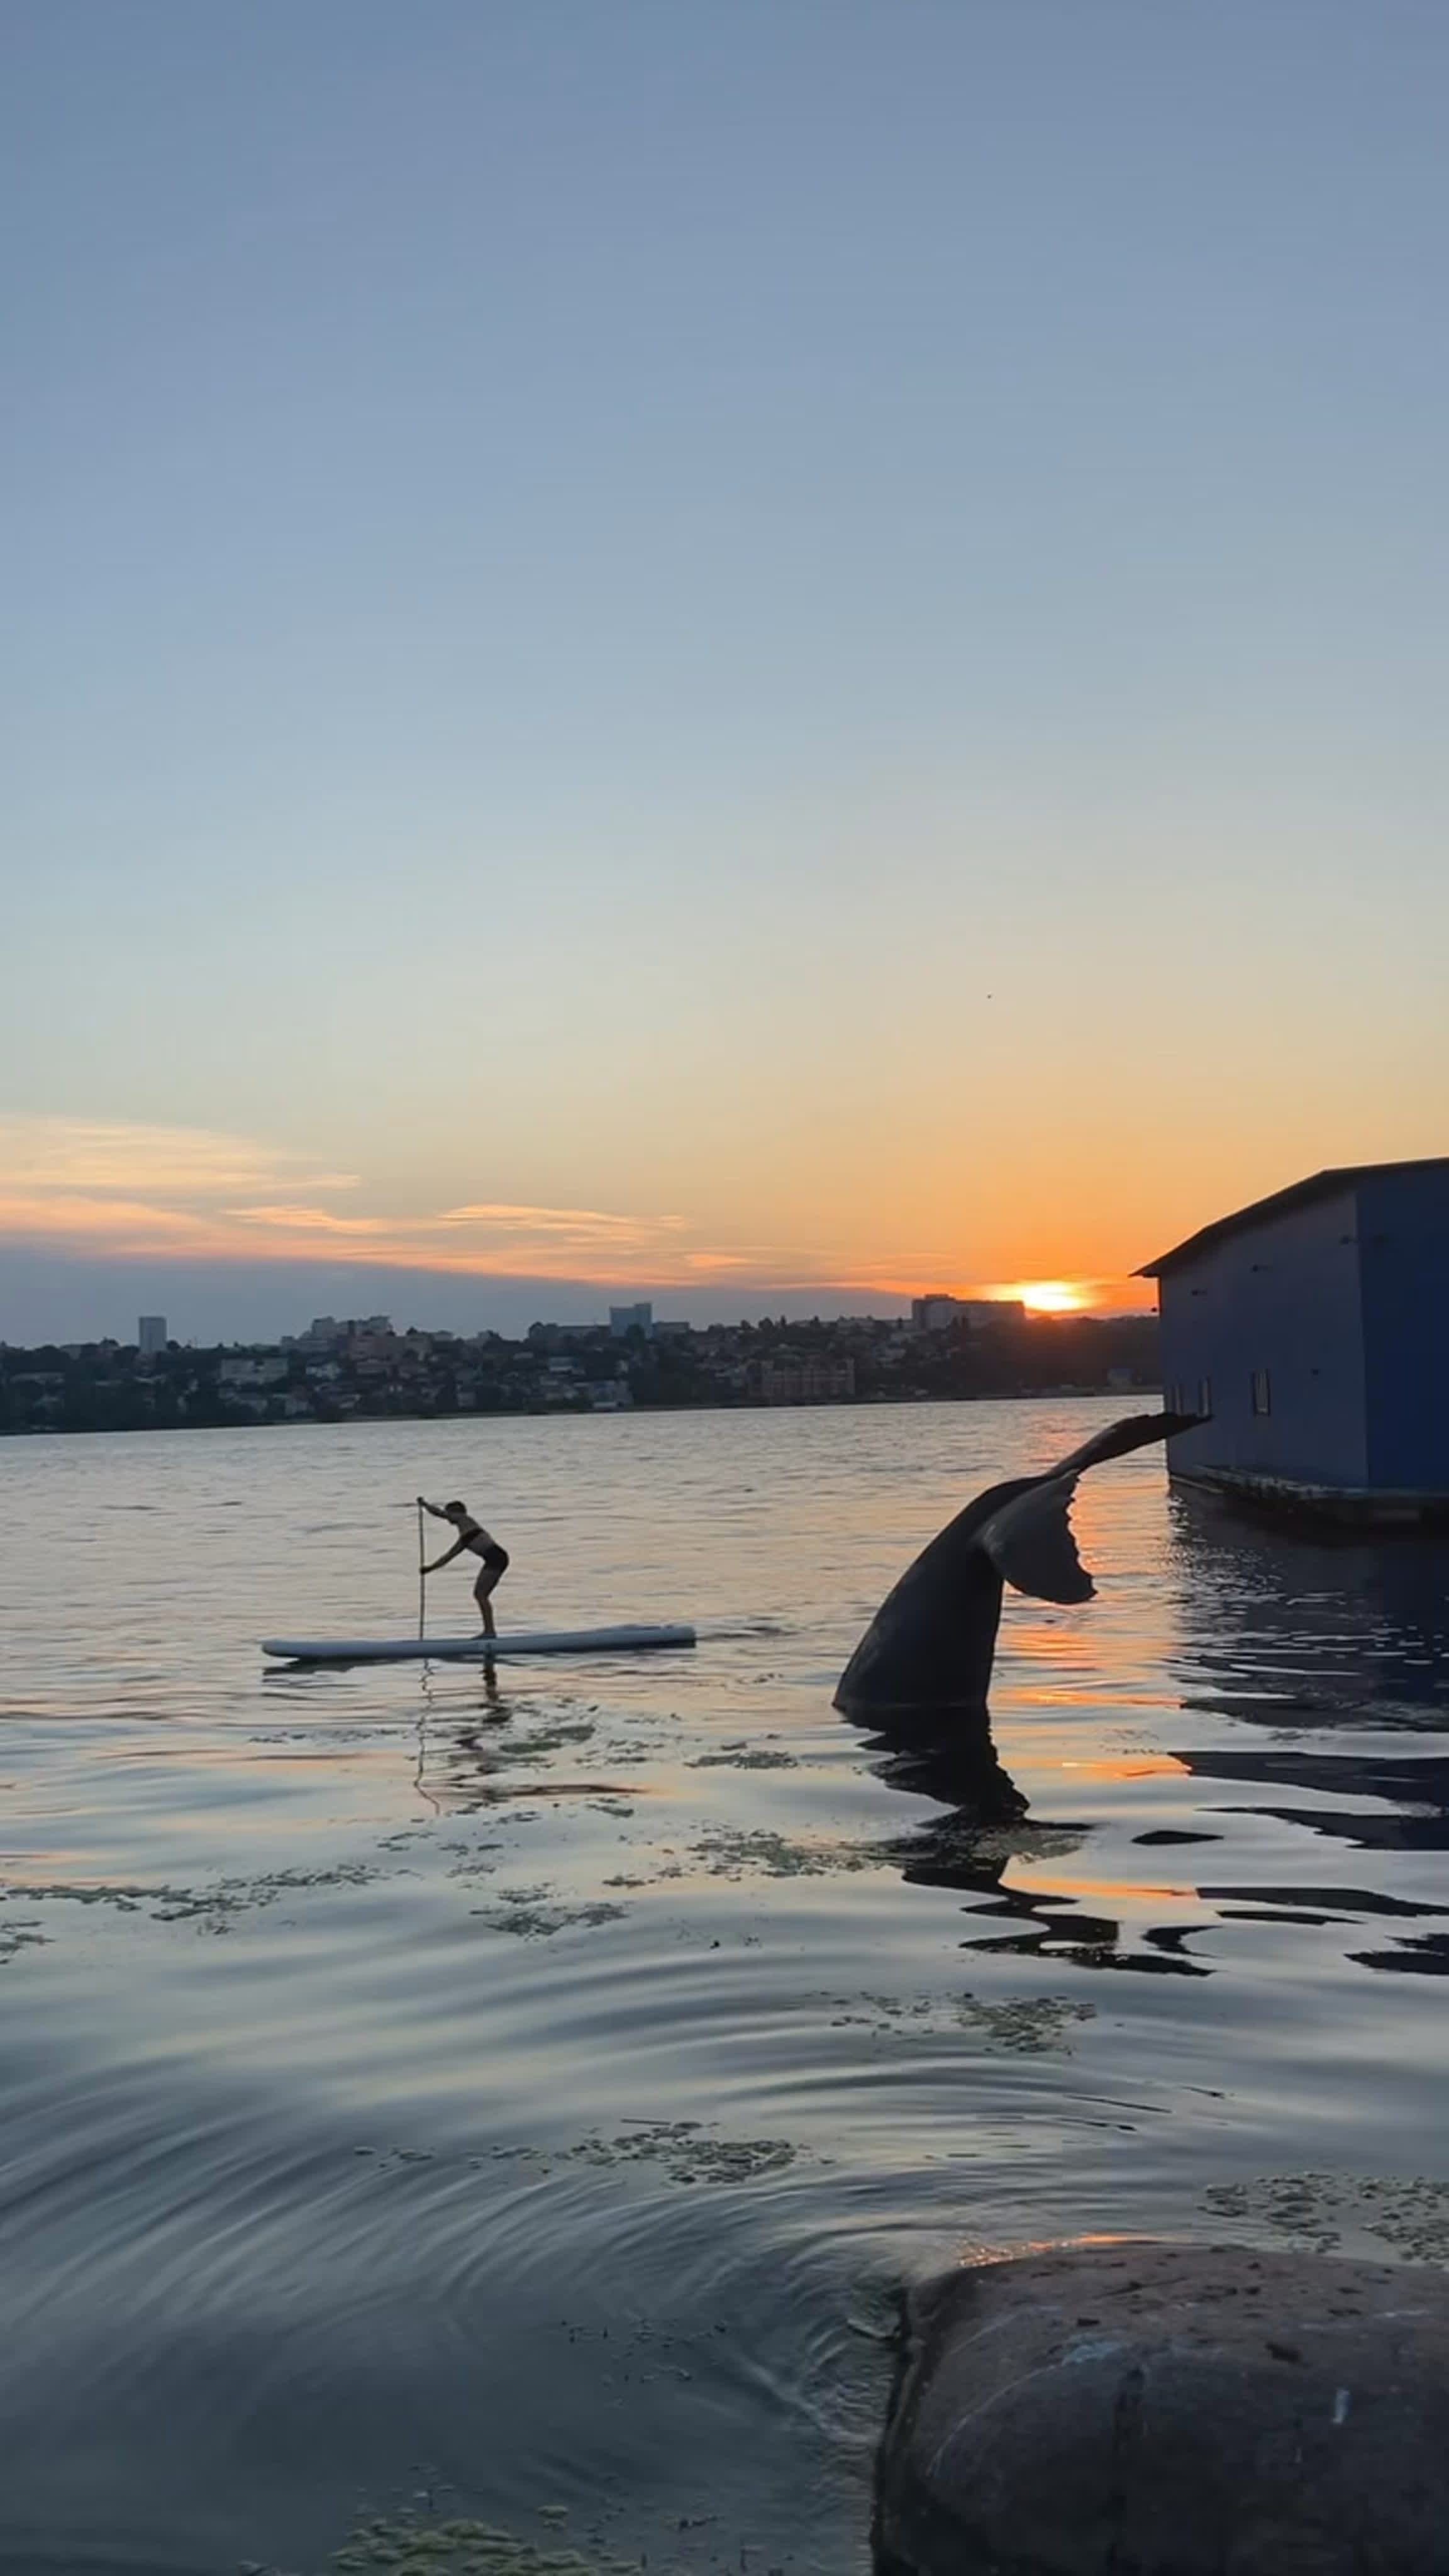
[[1005, 1868, 1198, 1906], [1008, 1623, 1097, 1665], [996, 1740, 1188, 1780], [1061, 1752, 1190, 1781], [1016, 2233, 1149, 2253], [1008, 1687, 1176, 1710]]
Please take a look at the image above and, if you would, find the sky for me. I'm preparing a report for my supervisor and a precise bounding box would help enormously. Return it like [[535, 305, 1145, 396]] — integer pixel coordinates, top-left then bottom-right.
[[4, 0, 1446, 1344]]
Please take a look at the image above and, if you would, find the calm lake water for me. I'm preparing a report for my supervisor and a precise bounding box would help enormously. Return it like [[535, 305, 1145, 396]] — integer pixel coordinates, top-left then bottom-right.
[[4, 1401, 1449, 2576]]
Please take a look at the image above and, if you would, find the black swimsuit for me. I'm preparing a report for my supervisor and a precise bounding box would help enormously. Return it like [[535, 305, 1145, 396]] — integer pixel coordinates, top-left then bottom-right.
[[463, 1524, 509, 1575]]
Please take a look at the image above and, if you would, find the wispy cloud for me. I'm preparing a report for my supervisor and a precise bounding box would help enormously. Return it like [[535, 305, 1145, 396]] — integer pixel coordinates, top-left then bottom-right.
[[0, 1192, 227, 1245], [223, 1197, 691, 1267], [432, 1203, 688, 1247], [0, 1116, 714, 1282], [0, 1113, 1143, 1308], [224, 1205, 386, 1235], [0, 1117, 358, 1199]]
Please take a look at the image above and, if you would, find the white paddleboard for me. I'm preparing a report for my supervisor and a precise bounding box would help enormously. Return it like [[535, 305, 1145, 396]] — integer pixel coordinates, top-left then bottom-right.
[[262, 1623, 696, 1665]]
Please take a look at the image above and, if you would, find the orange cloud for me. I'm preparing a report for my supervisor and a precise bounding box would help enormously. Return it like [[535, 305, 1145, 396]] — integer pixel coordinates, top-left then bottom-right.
[[0, 1114, 1154, 1303], [219, 1196, 695, 1274], [433, 1203, 689, 1246], [0, 1192, 224, 1245], [0, 1121, 718, 1281], [0, 1117, 357, 1198]]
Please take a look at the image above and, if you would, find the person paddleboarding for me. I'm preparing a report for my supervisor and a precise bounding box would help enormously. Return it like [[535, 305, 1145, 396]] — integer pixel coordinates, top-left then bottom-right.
[[418, 1497, 511, 1638]]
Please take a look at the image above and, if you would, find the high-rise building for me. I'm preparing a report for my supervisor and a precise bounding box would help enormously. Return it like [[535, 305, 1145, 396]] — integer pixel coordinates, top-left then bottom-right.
[[138, 1314, 168, 1354], [609, 1302, 653, 1340], [909, 1294, 1023, 1333]]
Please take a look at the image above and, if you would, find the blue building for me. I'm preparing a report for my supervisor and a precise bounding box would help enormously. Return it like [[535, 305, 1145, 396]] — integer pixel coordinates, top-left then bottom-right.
[[1138, 1158, 1449, 1523]]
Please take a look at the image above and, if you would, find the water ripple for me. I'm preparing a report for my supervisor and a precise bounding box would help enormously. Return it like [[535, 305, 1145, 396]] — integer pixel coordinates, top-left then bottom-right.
[[2, 1406, 1448, 2573]]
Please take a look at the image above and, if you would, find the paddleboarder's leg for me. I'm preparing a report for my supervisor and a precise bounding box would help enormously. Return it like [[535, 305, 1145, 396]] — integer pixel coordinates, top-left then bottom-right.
[[474, 1547, 508, 1638]]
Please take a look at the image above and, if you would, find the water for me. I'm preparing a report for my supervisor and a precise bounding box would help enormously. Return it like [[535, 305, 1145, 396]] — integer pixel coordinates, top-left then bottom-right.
[[3, 1401, 1449, 2576]]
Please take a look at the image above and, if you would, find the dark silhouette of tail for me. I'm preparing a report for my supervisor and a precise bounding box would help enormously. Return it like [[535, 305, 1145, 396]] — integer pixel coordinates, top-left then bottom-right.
[[835, 1410, 1206, 1723], [1047, 1409, 1206, 1481]]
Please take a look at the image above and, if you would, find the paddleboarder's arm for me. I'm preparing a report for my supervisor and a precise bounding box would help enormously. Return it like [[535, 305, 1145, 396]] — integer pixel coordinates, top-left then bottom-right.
[[423, 1534, 470, 1573]]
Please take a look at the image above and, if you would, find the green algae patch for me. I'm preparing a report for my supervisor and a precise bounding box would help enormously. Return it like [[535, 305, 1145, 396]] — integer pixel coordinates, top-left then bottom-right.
[[471, 1887, 628, 1938], [825, 1989, 1095, 2052], [328, 2515, 636, 2576], [957, 1994, 1096, 2053], [1204, 2172, 1449, 2263], [566, 2121, 797, 2185], [691, 1824, 884, 1880], [940, 1822, 1088, 1868], [0, 1862, 380, 1931], [687, 1746, 797, 1771]]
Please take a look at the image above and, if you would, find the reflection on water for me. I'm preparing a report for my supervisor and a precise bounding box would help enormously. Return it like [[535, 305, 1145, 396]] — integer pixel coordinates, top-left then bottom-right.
[[2, 1404, 1449, 2576], [1165, 1487, 1449, 1971], [1170, 1482, 1449, 1723]]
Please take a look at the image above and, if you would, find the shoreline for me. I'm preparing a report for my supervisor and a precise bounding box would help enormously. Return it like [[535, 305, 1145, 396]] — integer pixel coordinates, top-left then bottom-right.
[[0, 1383, 1156, 1440]]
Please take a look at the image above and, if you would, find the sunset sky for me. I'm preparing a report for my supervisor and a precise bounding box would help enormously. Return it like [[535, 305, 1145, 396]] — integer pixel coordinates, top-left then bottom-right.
[[4, 2, 1446, 1341]]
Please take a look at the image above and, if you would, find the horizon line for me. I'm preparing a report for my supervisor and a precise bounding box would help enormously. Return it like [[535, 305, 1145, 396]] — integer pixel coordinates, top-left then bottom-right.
[[6, 1303, 1162, 1349]]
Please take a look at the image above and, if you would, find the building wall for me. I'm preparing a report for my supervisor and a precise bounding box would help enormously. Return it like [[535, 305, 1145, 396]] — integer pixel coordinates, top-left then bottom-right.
[[756, 1354, 855, 1403], [1358, 1167, 1449, 1490], [910, 1295, 1026, 1332], [609, 1303, 653, 1340], [1158, 1184, 1368, 1487]]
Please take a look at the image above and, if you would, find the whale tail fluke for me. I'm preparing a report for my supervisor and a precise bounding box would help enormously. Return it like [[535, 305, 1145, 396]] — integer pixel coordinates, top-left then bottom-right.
[[978, 1474, 1095, 1603], [1046, 1408, 1206, 1484], [976, 1409, 1205, 1604], [835, 1408, 1204, 1724]]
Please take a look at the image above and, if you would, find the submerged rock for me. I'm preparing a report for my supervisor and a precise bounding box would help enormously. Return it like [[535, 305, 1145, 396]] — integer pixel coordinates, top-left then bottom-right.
[[877, 2241, 1449, 2575]]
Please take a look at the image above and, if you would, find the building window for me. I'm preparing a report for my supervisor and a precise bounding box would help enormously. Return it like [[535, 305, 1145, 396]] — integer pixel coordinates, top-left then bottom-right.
[[1197, 1379, 1212, 1417], [1251, 1370, 1272, 1416]]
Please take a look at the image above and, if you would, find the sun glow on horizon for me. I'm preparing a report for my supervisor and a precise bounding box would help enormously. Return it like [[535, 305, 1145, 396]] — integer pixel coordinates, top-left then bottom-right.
[[1010, 1279, 1091, 1314], [0, 1118, 1168, 1318]]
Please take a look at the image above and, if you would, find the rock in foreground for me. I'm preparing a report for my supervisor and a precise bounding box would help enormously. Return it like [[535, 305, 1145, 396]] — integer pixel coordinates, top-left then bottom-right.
[[877, 2241, 1449, 2575]]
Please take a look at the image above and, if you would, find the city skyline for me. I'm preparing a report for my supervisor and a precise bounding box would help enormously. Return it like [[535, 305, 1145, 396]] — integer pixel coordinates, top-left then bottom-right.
[[4, 1287, 1135, 1353], [3, 1292, 1161, 1438], [0, 1192, 1134, 1349], [6, 6, 1447, 1346]]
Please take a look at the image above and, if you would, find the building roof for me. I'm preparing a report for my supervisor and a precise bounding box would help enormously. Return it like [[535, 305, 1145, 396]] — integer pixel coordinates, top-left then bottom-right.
[[1136, 1158, 1449, 1279]]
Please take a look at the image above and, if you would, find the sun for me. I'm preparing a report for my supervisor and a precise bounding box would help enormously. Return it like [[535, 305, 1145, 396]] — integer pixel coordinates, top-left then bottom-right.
[[1016, 1280, 1087, 1314]]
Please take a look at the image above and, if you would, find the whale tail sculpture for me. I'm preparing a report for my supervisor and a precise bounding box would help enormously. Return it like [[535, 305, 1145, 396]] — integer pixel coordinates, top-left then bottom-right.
[[835, 1411, 1204, 1723]]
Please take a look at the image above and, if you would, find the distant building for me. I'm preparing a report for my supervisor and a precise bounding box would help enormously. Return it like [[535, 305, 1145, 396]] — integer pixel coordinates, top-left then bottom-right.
[[287, 1315, 393, 1352], [609, 1302, 653, 1340], [1139, 1158, 1449, 1523], [911, 1296, 957, 1332], [219, 1355, 288, 1389], [137, 1315, 167, 1354], [756, 1354, 856, 1405], [286, 1318, 345, 1353], [652, 1320, 692, 1341], [909, 1294, 1023, 1333]]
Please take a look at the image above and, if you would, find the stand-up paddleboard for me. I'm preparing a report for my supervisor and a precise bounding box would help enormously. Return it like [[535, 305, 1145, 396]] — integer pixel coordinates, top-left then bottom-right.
[[262, 1623, 696, 1665]]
